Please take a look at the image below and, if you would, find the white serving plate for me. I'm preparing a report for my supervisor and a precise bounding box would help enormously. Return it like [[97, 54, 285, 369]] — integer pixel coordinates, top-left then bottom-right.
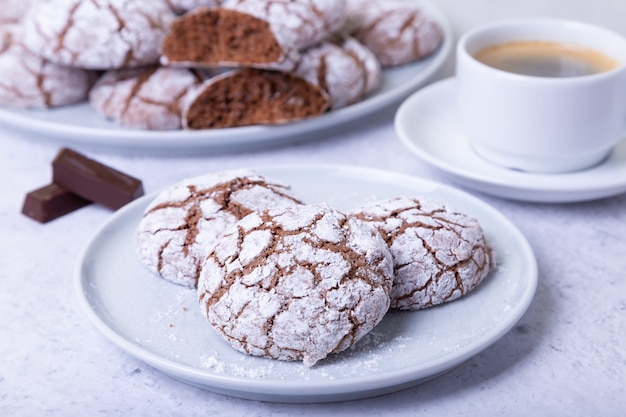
[[75, 164, 537, 403], [0, 0, 453, 155]]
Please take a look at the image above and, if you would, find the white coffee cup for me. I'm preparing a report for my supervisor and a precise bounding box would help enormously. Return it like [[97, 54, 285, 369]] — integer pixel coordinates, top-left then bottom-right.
[[456, 18, 626, 173]]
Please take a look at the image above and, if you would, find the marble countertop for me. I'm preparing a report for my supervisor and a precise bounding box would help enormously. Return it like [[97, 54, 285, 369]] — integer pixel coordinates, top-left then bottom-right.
[[1, 1, 625, 416]]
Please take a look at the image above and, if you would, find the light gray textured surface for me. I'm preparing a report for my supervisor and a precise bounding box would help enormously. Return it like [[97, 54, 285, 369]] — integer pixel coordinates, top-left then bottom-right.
[[1, 0, 625, 415]]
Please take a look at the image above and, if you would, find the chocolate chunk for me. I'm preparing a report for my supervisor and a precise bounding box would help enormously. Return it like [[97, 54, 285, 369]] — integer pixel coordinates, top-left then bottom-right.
[[22, 183, 92, 223], [52, 148, 144, 210]]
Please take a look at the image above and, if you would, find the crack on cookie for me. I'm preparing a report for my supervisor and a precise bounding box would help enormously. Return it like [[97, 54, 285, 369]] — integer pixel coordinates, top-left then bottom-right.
[[156, 238, 173, 275], [53, 2, 81, 56], [120, 66, 159, 118]]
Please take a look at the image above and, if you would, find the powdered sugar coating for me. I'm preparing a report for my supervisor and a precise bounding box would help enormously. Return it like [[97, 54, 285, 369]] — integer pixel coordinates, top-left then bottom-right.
[[350, 196, 496, 310], [345, 0, 443, 67], [0, 0, 33, 23], [222, 0, 347, 51], [89, 66, 207, 130], [135, 170, 302, 287], [198, 204, 393, 367], [0, 25, 97, 109], [342, 36, 382, 96], [295, 36, 381, 109], [165, 0, 221, 14], [21, 0, 175, 70]]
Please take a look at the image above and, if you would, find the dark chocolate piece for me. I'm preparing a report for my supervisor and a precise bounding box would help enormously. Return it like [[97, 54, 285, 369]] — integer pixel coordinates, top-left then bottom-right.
[[22, 183, 92, 223], [52, 148, 144, 210]]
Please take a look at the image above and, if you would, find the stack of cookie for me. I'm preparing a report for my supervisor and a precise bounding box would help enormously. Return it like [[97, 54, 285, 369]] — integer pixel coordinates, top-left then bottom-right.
[[0, 0, 443, 130], [134, 170, 496, 367]]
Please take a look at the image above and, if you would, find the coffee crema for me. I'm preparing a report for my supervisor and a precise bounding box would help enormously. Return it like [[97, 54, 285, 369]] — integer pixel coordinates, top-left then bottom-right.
[[473, 41, 618, 77]]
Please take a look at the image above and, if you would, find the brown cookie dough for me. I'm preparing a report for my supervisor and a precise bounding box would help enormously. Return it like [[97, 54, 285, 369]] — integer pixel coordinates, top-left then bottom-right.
[[135, 170, 302, 287], [21, 0, 175, 70], [345, 0, 443, 67], [182, 68, 330, 129], [198, 203, 393, 367], [350, 196, 496, 310], [89, 66, 208, 130], [161, 0, 346, 71], [0, 24, 98, 109]]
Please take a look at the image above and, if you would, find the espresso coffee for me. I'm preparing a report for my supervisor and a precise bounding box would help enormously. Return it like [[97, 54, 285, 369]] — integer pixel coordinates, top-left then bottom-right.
[[474, 41, 618, 77]]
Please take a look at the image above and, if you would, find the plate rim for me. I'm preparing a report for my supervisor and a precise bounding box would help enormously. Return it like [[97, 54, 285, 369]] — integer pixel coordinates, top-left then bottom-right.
[[74, 163, 538, 402], [394, 77, 626, 202], [0, 0, 454, 154]]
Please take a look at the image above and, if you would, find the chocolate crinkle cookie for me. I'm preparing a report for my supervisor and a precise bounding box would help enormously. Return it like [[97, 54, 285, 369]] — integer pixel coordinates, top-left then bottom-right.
[[198, 204, 394, 367], [350, 196, 496, 310], [89, 66, 209, 130], [344, 0, 443, 67], [161, 0, 346, 71], [135, 170, 302, 288], [221, 0, 346, 51], [21, 0, 175, 70], [295, 35, 381, 110], [0, 24, 98, 109], [182, 68, 330, 129]]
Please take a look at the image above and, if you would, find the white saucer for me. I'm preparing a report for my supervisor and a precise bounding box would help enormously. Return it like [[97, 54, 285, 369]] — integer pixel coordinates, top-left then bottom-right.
[[395, 77, 626, 203]]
